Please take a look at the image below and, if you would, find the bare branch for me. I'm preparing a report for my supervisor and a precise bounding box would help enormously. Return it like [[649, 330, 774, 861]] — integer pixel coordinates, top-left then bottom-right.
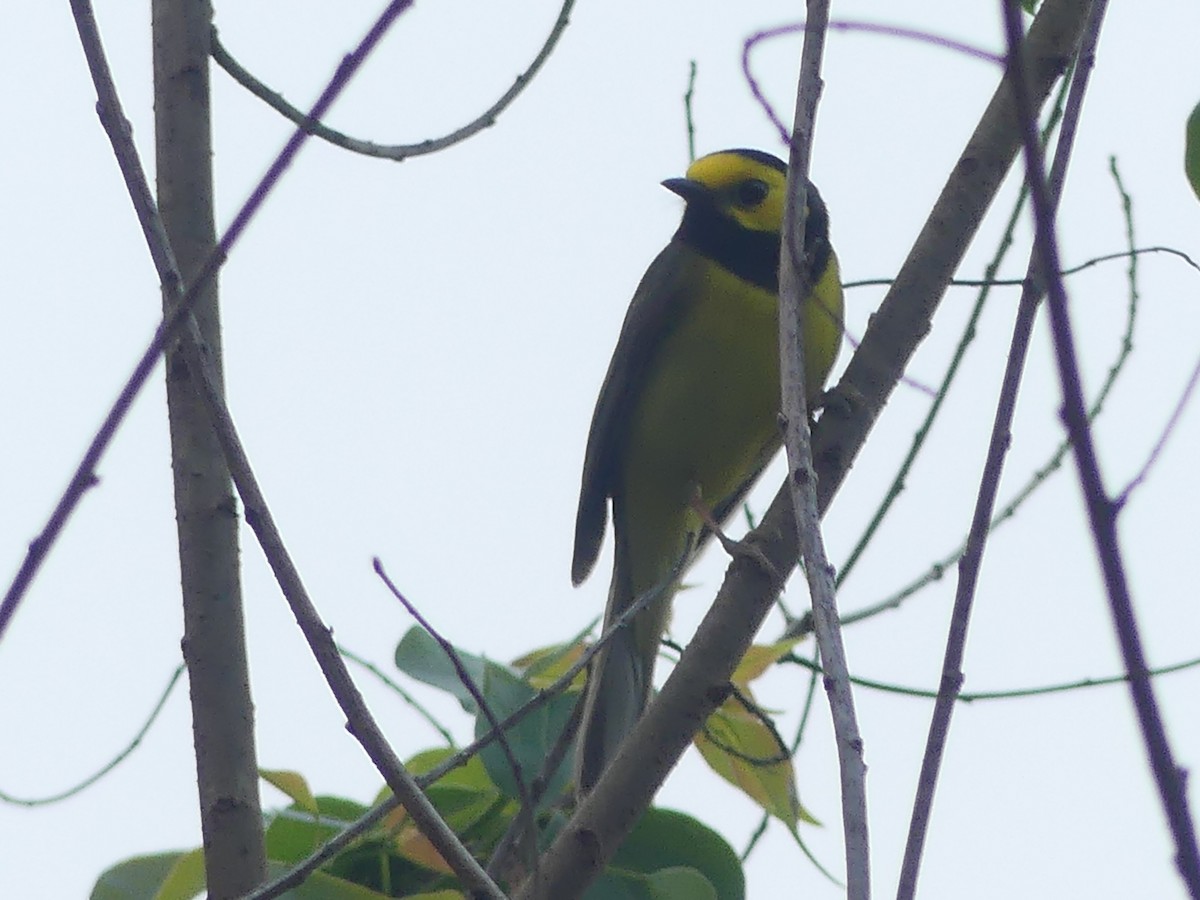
[[151, 0, 266, 887], [55, 2, 508, 895], [375, 560, 538, 880], [0, 664, 185, 806], [998, 0, 1200, 893], [246, 568, 663, 900], [1116, 350, 1200, 507], [899, 2, 1106, 893], [775, 6, 870, 897], [210, 0, 575, 161], [0, 0, 415, 643]]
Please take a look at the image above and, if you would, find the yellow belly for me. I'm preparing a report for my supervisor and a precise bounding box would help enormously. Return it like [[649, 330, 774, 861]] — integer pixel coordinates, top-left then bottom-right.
[[616, 249, 842, 597]]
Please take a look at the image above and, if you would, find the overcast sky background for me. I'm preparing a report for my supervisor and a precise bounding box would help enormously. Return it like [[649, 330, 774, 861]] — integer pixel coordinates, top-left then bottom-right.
[[3, 1, 1199, 897]]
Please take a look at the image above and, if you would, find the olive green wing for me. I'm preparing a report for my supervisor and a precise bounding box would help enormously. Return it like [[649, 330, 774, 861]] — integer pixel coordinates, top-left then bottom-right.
[[571, 239, 699, 585]]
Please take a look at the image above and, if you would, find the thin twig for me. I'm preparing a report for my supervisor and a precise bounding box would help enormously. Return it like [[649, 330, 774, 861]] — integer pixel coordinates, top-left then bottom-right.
[[775, 7, 870, 897], [210, 0, 574, 161], [684, 59, 698, 163], [742, 642, 824, 863], [245, 572, 666, 900], [743, 21, 1001, 144], [1116, 351, 1200, 507], [374, 559, 538, 880], [898, 4, 1103, 893], [696, 685, 791, 767], [1108, 169, 1200, 509], [0, 664, 185, 806], [62, 2, 505, 895], [999, 0, 1200, 895], [843, 245, 1200, 290], [784, 652, 1200, 702], [485, 694, 585, 882], [338, 644, 457, 748], [0, 1, 410, 644]]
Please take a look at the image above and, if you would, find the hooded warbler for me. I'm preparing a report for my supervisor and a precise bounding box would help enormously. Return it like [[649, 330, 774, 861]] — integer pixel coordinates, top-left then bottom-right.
[[571, 148, 844, 794]]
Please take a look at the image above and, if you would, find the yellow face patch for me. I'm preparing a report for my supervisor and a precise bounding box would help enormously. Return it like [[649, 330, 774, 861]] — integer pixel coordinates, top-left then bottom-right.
[[684, 151, 788, 234]]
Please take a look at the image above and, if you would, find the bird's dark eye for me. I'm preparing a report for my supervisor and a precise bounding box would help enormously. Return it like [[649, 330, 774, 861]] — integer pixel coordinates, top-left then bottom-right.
[[736, 178, 770, 208]]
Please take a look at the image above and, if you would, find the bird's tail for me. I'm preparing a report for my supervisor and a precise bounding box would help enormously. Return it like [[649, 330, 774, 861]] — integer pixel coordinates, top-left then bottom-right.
[[574, 535, 679, 797], [573, 612, 650, 797]]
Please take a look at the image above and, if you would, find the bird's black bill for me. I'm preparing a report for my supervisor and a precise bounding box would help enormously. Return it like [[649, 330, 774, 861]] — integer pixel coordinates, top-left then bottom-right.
[[661, 177, 710, 204]]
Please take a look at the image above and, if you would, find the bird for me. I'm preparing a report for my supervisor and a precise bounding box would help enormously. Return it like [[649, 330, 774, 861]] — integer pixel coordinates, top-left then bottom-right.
[[571, 148, 844, 795]]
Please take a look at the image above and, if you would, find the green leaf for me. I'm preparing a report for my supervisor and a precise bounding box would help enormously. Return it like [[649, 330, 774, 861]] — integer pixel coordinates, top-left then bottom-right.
[[511, 624, 595, 688], [394, 627, 495, 713], [645, 866, 719, 900], [322, 839, 434, 895], [587, 866, 717, 900], [600, 808, 744, 900], [694, 688, 817, 829], [1186, 101, 1200, 202], [368, 752, 509, 876], [261, 769, 318, 813], [264, 863, 394, 898], [472, 663, 575, 806], [90, 850, 205, 900], [264, 796, 369, 865], [153, 850, 207, 900], [731, 640, 801, 685], [92, 852, 399, 900], [402, 747, 495, 791]]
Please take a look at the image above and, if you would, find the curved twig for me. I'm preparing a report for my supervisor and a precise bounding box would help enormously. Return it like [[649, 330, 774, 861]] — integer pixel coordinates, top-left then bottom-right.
[[743, 21, 1001, 143], [0, 665, 185, 806], [210, 0, 575, 161], [784, 652, 1200, 702]]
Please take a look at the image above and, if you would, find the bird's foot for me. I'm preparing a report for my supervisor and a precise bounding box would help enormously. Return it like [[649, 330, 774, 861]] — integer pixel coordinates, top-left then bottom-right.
[[688, 492, 779, 581]]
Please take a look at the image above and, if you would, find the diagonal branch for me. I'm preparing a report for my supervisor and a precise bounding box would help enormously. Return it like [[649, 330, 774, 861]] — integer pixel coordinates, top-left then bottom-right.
[[899, 3, 1107, 895], [246, 582, 664, 899], [54, 2, 508, 896], [375, 560, 538, 880], [0, 0, 414, 643], [998, 1, 1200, 894]]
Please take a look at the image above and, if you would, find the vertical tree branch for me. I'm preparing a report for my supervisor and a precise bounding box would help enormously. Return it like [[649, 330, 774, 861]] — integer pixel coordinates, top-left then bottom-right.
[[778, 5, 870, 898], [898, 4, 1106, 896], [999, 1, 1200, 894], [91, 3, 496, 891], [151, 1, 265, 895]]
